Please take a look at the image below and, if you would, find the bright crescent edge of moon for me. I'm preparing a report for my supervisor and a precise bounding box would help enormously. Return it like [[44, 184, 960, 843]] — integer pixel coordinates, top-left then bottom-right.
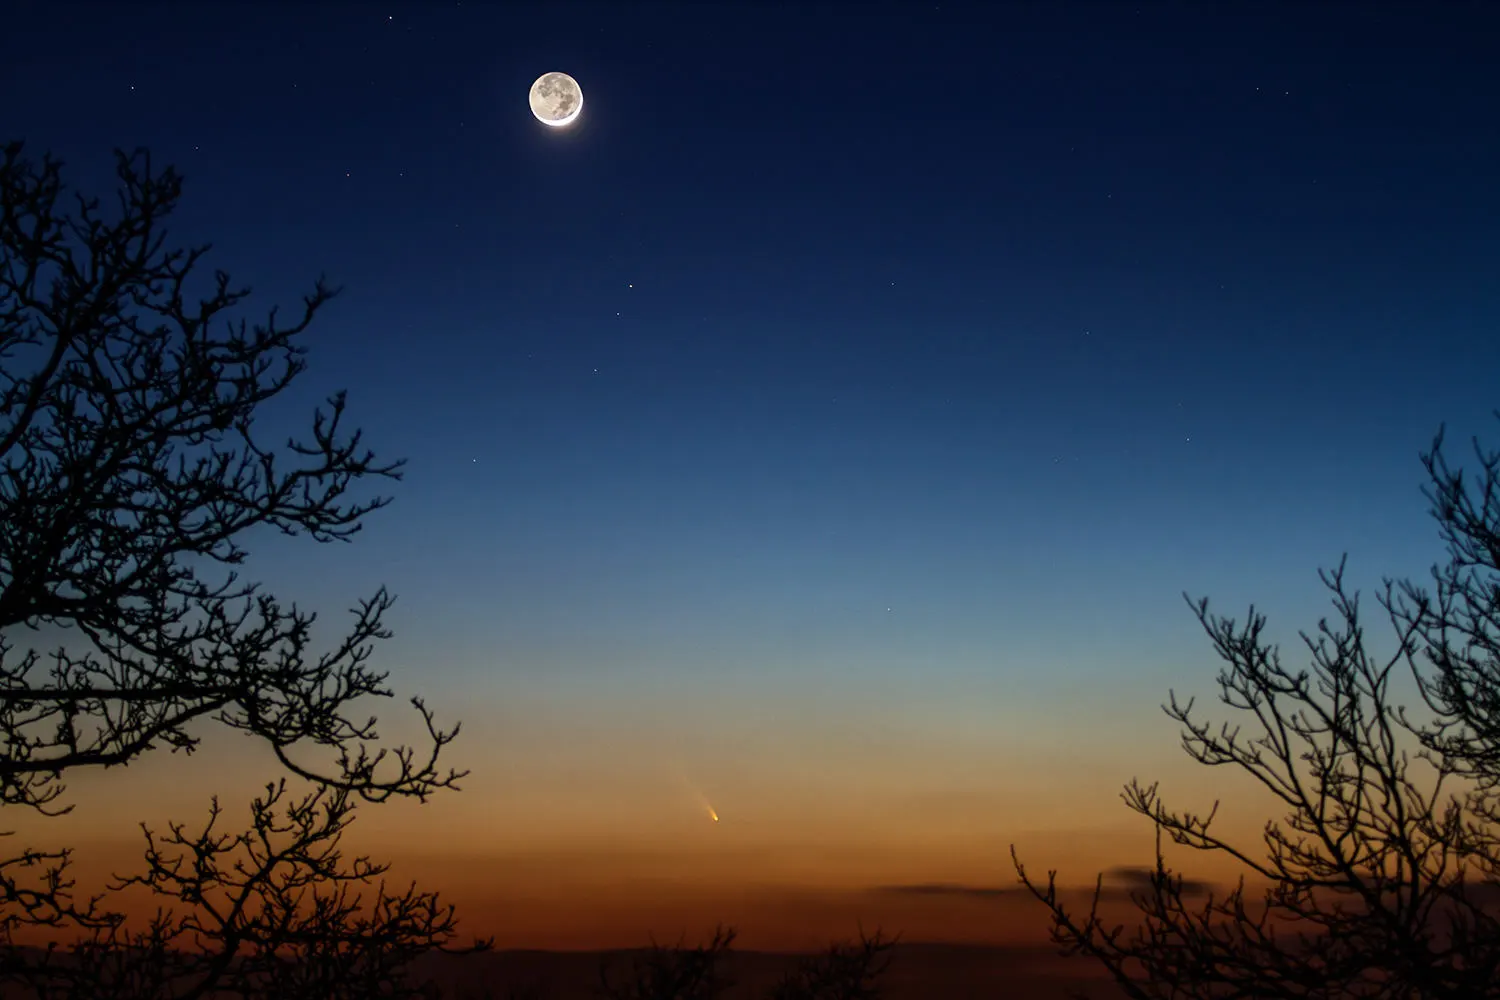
[[530, 73, 583, 128]]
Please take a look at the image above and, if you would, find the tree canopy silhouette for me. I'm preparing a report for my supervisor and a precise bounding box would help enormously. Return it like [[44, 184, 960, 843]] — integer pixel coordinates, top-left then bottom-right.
[[1012, 417, 1500, 999], [0, 140, 482, 996], [0, 141, 896, 1000], [596, 926, 897, 1000]]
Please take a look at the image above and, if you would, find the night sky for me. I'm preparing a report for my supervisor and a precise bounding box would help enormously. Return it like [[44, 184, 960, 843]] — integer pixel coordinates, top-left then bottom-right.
[[7, 1, 1500, 949]]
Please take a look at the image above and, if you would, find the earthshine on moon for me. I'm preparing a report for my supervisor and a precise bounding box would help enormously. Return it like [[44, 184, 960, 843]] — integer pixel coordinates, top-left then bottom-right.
[[529, 72, 583, 128]]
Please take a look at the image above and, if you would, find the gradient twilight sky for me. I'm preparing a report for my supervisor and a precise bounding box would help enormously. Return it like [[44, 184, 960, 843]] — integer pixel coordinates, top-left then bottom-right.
[[6, 0, 1500, 950]]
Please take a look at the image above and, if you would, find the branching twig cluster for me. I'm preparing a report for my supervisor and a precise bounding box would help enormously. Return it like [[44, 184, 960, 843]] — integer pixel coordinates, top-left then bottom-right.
[[0, 140, 484, 997], [1012, 416, 1500, 998], [597, 926, 897, 1000], [0, 140, 896, 999]]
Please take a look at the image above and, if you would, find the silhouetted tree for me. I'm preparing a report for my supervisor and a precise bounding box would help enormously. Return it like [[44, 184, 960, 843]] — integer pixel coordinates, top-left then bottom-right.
[[597, 925, 895, 1000], [0, 140, 484, 996], [597, 925, 738, 1000], [766, 928, 895, 1000], [1012, 417, 1500, 999], [19, 782, 475, 999]]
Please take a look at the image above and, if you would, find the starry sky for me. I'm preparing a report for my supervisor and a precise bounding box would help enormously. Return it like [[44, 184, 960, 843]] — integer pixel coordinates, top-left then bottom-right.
[[6, 0, 1500, 950]]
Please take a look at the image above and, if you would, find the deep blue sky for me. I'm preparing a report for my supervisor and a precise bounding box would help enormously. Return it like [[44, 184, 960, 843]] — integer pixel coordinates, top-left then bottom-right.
[[7, 1, 1500, 876]]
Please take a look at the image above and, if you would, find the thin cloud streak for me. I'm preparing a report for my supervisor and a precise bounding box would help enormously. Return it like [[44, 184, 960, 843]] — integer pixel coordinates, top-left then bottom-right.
[[875, 868, 1219, 903]]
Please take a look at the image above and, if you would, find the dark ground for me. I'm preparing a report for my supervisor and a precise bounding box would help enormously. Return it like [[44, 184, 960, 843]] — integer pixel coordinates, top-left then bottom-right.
[[410, 942, 1124, 998]]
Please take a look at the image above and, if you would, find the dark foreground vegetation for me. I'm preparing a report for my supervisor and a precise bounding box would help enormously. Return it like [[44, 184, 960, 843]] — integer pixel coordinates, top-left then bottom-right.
[[1012, 416, 1500, 991], [0, 142, 902, 998]]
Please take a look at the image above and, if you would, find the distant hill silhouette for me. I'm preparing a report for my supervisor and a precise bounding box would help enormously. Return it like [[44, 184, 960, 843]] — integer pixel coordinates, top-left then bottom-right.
[[405, 942, 1125, 999]]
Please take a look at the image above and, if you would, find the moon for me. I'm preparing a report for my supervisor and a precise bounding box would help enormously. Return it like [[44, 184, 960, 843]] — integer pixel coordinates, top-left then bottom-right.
[[529, 72, 583, 128]]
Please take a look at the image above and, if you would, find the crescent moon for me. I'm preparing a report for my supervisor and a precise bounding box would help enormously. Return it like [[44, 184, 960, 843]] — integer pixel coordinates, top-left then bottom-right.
[[529, 72, 583, 128]]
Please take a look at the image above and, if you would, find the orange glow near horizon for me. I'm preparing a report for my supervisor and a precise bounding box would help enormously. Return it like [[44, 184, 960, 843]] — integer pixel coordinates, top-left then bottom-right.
[[12, 698, 1285, 952]]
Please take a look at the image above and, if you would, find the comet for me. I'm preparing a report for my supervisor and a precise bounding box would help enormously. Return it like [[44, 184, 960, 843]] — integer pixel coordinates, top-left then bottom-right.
[[678, 774, 721, 825]]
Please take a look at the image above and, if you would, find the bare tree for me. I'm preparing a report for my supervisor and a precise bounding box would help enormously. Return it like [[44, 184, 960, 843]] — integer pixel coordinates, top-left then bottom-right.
[[597, 925, 739, 1000], [0, 141, 483, 995], [1011, 416, 1500, 999], [766, 928, 895, 1000], [597, 925, 895, 1000], [14, 782, 474, 999], [1397, 428, 1500, 789]]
